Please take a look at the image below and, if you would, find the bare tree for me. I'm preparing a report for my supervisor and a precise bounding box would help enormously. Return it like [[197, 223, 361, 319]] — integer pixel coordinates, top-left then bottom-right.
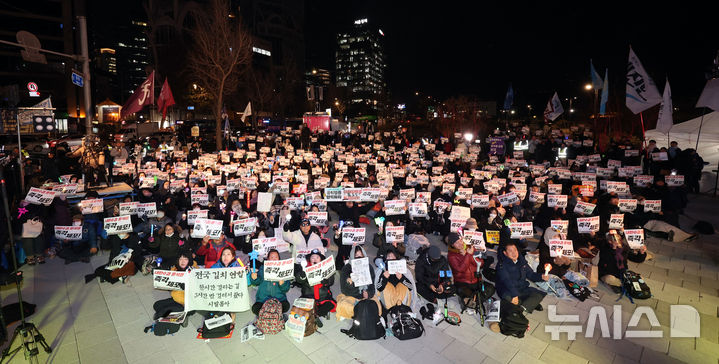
[[187, 0, 252, 149]]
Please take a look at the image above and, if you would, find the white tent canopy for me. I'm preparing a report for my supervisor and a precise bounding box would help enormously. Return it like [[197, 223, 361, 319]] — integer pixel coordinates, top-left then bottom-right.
[[646, 111, 719, 192]]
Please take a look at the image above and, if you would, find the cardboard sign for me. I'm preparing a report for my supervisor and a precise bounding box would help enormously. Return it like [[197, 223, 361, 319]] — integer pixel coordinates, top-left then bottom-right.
[[408, 202, 428, 217], [153, 270, 186, 291], [185, 268, 250, 312], [624, 229, 645, 249], [137, 202, 157, 218], [263, 258, 295, 282], [54, 226, 83, 241], [191, 194, 209, 206], [304, 256, 336, 286], [547, 194, 568, 208], [387, 259, 407, 275], [350, 257, 373, 287], [232, 217, 256, 236], [509, 222, 534, 239], [549, 239, 574, 257], [119, 202, 139, 216], [550, 220, 569, 234], [573, 201, 596, 215], [609, 214, 624, 230], [384, 200, 406, 215], [618, 199, 637, 212], [342, 228, 366, 245], [548, 184, 563, 195], [80, 199, 103, 215], [385, 226, 405, 244], [577, 216, 600, 233], [307, 212, 328, 226], [191, 218, 224, 239], [665, 175, 684, 187], [643, 200, 661, 213], [103, 215, 133, 235], [24, 187, 56, 206]]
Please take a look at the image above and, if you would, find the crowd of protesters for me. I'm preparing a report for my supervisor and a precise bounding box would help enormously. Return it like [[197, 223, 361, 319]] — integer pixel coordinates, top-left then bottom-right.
[[0, 120, 707, 338]]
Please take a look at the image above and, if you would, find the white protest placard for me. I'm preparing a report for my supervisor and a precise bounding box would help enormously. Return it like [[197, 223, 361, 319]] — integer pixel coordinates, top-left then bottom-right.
[[528, 191, 546, 204], [463, 230, 485, 250], [79, 199, 103, 215], [577, 216, 600, 233], [449, 205, 471, 220], [191, 194, 209, 206], [549, 239, 574, 257], [470, 194, 490, 208], [550, 220, 569, 234], [103, 215, 133, 235], [360, 188, 381, 202], [232, 217, 256, 236], [153, 269, 186, 291], [509, 222, 534, 239], [665, 175, 684, 187], [498, 192, 519, 207], [342, 188, 362, 201], [275, 182, 290, 194], [252, 237, 290, 258], [350, 257, 373, 287], [456, 187, 473, 201], [385, 226, 405, 244], [304, 256, 336, 286], [186, 209, 207, 225], [24, 187, 56, 206], [547, 184, 563, 195], [119, 202, 139, 216], [106, 249, 133, 270], [643, 200, 661, 213], [257, 192, 273, 213], [618, 199, 637, 212], [609, 214, 624, 230], [408, 202, 428, 217], [52, 183, 79, 196], [384, 200, 406, 216], [139, 177, 156, 189], [573, 201, 596, 215], [263, 259, 295, 282], [54, 226, 83, 241], [285, 312, 307, 343], [324, 187, 344, 202], [547, 194, 568, 208], [307, 212, 328, 226], [449, 217, 465, 233], [137, 202, 157, 218], [192, 218, 224, 239], [399, 188, 416, 200], [624, 229, 645, 249], [185, 267, 250, 312], [415, 191, 431, 203], [387, 259, 407, 275], [285, 197, 304, 210], [634, 175, 654, 186], [342, 228, 366, 245]]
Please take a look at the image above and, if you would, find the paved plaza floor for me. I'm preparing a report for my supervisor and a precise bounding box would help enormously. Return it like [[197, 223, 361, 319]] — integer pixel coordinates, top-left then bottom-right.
[[2, 195, 719, 364]]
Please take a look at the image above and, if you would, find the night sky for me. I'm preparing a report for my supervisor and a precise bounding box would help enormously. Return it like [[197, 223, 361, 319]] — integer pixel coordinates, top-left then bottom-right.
[[307, 1, 719, 117]]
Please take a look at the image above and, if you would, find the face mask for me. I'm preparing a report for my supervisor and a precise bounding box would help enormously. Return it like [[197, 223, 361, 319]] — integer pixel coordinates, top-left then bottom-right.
[[232, 205, 242, 213], [166, 232, 174, 237], [73, 221, 82, 226], [157, 212, 165, 219], [489, 214, 497, 219], [118, 233, 129, 239]]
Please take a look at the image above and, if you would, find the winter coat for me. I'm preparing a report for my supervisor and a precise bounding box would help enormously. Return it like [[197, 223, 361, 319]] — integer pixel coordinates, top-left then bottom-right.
[[196, 240, 236, 268], [251, 267, 291, 304], [495, 253, 544, 302], [448, 246, 483, 285]]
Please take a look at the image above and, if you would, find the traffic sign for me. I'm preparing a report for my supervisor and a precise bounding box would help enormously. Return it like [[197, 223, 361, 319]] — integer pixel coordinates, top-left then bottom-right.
[[72, 72, 84, 87], [27, 82, 40, 97]]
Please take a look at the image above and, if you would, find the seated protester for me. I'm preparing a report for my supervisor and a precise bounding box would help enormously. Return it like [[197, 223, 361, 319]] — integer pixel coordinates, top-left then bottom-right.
[[57, 214, 97, 264], [332, 220, 363, 270], [597, 230, 647, 292], [534, 228, 590, 299], [495, 240, 548, 314], [372, 219, 406, 261], [84, 231, 142, 284], [428, 197, 450, 235], [210, 246, 242, 323], [294, 249, 336, 326], [153, 250, 197, 319], [336, 245, 380, 320], [134, 208, 172, 240], [374, 250, 418, 311], [250, 249, 291, 315], [147, 223, 183, 269], [446, 233, 495, 309], [285, 217, 324, 264], [415, 245, 454, 304], [196, 233, 236, 268], [308, 205, 331, 247]]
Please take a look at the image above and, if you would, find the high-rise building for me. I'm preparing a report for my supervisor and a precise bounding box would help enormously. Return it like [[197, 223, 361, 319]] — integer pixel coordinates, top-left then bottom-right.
[[335, 18, 386, 112], [115, 20, 151, 102]]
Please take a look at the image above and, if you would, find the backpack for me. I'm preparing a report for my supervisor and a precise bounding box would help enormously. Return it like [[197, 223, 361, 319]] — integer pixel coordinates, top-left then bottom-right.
[[563, 279, 591, 302], [255, 299, 285, 335], [198, 311, 234, 339], [499, 310, 529, 338], [290, 304, 317, 337], [694, 220, 715, 235], [341, 300, 385, 340], [144, 321, 181, 336], [622, 270, 651, 300], [387, 305, 424, 340]]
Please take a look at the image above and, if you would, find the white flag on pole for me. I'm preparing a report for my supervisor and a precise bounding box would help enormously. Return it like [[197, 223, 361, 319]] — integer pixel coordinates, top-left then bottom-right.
[[543, 92, 564, 121], [655, 79, 673, 134], [696, 78, 719, 111], [240, 101, 252, 122], [626, 47, 662, 114]]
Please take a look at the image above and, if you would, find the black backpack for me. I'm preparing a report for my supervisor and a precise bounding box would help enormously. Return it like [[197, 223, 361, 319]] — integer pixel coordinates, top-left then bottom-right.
[[387, 305, 424, 340], [499, 304, 528, 338], [144, 321, 181, 336], [622, 270, 651, 300], [198, 311, 234, 339], [694, 220, 715, 235], [563, 279, 591, 302], [341, 300, 385, 340]]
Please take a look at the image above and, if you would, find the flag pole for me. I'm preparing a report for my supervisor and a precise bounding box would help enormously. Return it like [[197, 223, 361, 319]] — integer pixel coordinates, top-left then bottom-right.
[[639, 112, 647, 149], [695, 107, 706, 150]]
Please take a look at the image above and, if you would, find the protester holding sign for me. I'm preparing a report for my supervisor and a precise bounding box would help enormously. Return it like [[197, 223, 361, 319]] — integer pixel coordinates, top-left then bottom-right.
[[371, 219, 406, 262], [294, 250, 336, 326], [337, 246, 380, 320], [56, 214, 97, 265], [147, 224, 183, 269], [375, 250, 417, 311], [446, 233, 495, 310], [152, 250, 196, 319], [196, 233, 236, 268], [250, 249, 291, 315], [284, 217, 325, 265], [597, 230, 647, 292]]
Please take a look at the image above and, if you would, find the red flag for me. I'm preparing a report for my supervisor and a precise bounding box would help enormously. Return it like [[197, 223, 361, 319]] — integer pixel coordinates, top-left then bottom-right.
[[157, 77, 176, 121], [120, 71, 154, 119]]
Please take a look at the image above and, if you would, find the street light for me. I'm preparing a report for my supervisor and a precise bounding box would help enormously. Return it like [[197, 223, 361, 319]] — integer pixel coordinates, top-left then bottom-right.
[[584, 83, 593, 91], [463, 133, 473, 142]]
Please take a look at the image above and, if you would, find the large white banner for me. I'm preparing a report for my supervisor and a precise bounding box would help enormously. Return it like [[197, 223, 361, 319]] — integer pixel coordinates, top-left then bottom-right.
[[185, 267, 250, 312]]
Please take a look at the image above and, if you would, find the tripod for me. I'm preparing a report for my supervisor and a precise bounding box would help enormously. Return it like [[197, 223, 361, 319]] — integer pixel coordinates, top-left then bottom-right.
[[0, 166, 51, 363]]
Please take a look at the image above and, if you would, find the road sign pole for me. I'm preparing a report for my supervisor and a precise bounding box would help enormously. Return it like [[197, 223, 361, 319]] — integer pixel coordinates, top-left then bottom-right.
[[14, 110, 24, 194], [78, 16, 92, 135]]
